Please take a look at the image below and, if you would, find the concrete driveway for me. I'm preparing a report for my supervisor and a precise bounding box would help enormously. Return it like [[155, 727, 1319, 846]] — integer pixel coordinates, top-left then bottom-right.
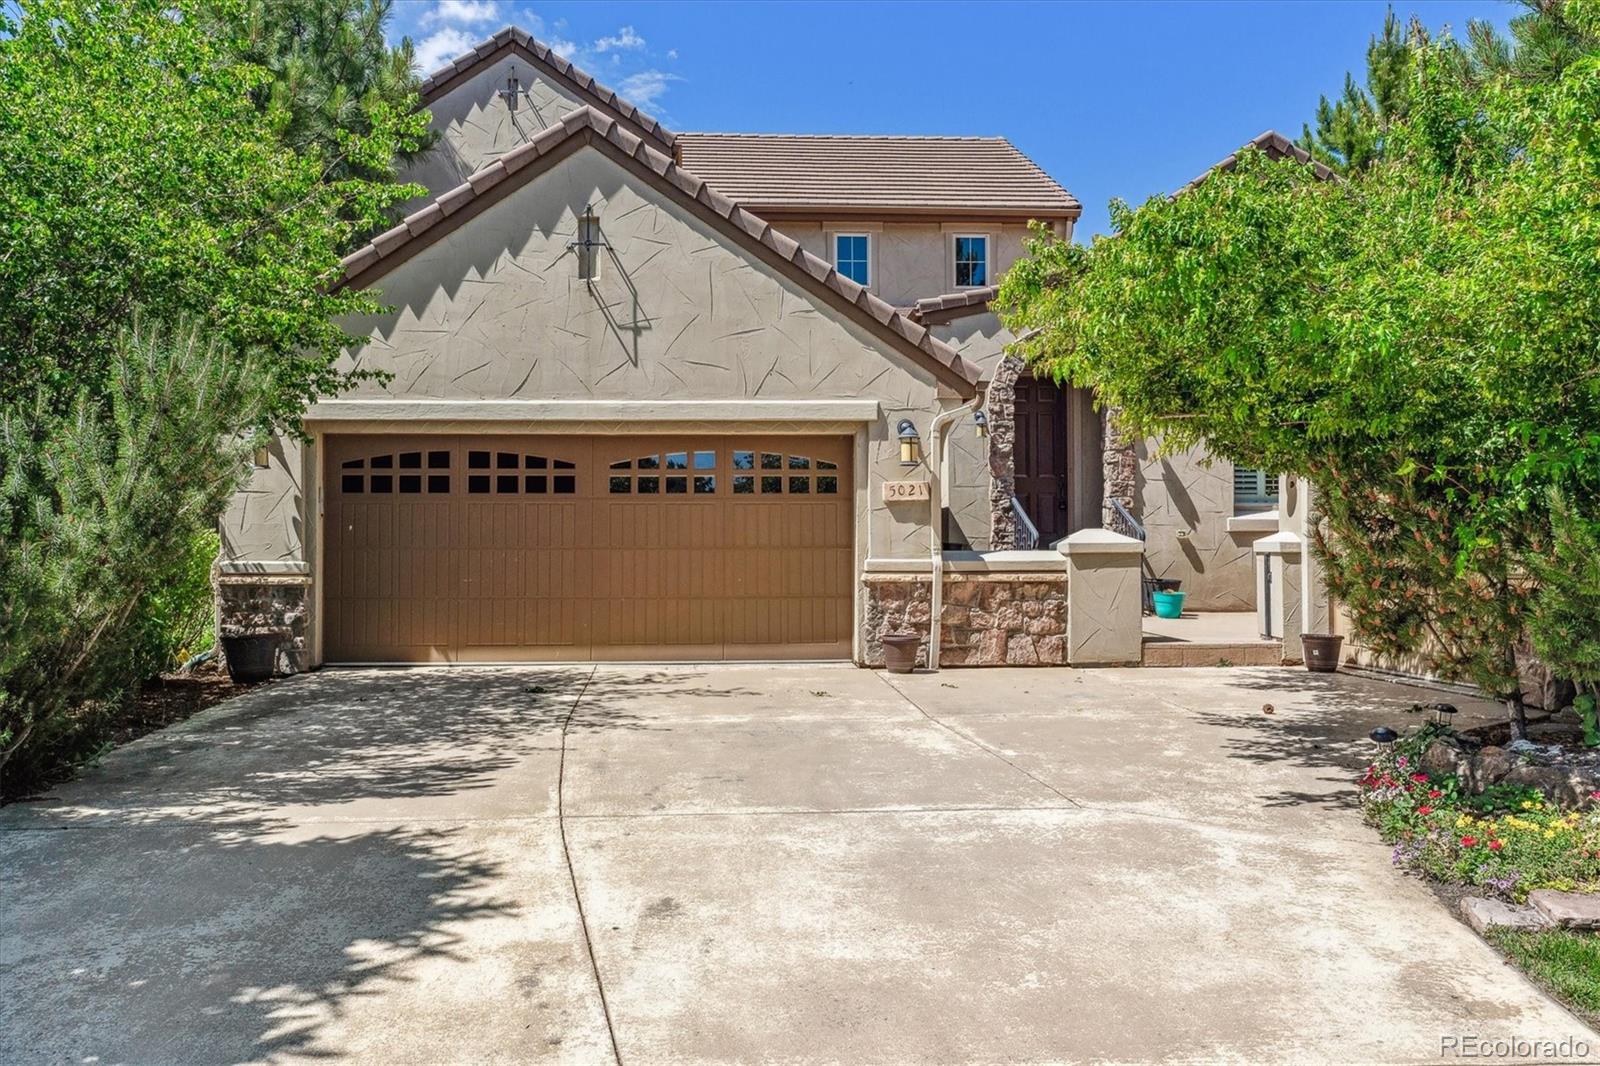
[[2, 664, 1593, 1064]]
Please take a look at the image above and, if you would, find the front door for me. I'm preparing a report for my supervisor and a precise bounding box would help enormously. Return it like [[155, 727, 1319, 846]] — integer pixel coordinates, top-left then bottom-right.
[[1013, 373, 1069, 546]]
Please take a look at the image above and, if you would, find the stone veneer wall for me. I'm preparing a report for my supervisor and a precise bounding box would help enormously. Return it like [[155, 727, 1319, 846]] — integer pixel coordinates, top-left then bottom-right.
[[1101, 405, 1136, 530], [985, 354, 1024, 550], [215, 576, 310, 675], [861, 572, 1067, 668]]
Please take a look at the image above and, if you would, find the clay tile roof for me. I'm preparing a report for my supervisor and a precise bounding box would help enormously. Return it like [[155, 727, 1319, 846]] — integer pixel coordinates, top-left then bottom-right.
[[905, 285, 999, 324], [675, 133, 1080, 219], [337, 107, 981, 395], [418, 26, 676, 151], [1179, 130, 1338, 194]]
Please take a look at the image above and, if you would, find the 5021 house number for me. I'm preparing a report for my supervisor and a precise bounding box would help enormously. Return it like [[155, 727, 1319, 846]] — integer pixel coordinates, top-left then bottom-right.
[[881, 480, 930, 502]]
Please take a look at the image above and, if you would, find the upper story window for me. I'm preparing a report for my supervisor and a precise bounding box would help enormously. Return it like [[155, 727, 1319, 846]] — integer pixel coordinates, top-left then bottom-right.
[[1233, 466, 1279, 511], [834, 234, 870, 286], [954, 235, 989, 287]]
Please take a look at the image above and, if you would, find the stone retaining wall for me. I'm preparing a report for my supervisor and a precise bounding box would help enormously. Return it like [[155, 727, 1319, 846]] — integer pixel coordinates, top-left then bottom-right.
[[861, 572, 1067, 668]]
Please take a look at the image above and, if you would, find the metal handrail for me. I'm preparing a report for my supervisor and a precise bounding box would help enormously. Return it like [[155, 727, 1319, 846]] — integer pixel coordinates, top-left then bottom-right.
[[1108, 498, 1146, 542], [1011, 495, 1040, 550], [1108, 498, 1156, 615]]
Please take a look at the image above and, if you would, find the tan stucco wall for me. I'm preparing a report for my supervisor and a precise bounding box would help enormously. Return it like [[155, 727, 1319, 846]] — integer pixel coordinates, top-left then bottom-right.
[[933, 313, 1012, 549], [767, 223, 1040, 310], [1136, 440, 1261, 611], [402, 54, 592, 211], [223, 144, 956, 578]]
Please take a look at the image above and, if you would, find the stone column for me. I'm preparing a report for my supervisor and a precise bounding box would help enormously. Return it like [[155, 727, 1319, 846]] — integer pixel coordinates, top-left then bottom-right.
[[1100, 405, 1137, 529], [1061, 529, 1145, 665], [1252, 531, 1304, 664], [987, 354, 1022, 550]]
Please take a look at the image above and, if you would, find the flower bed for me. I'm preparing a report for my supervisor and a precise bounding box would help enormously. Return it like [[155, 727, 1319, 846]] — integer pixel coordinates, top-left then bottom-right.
[[1359, 730, 1600, 901]]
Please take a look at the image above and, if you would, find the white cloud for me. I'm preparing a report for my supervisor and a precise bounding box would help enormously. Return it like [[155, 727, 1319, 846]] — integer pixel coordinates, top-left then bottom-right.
[[546, 36, 579, 60], [420, 0, 502, 28], [414, 26, 476, 72], [594, 25, 645, 53], [667, 49, 678, 61], [617, 70, 681, 110]]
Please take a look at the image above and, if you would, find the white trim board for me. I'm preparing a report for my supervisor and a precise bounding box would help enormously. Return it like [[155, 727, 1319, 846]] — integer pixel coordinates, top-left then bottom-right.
[[304, 399, 882, 424]]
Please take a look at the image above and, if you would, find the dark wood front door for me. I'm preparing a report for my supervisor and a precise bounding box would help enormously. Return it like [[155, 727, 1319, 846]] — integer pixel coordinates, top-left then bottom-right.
[[1013, 374, 1069, 545]]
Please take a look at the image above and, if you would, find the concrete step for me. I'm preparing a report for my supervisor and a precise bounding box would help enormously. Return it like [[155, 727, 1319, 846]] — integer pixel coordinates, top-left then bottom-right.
[[1141, 640, 1284, 667]]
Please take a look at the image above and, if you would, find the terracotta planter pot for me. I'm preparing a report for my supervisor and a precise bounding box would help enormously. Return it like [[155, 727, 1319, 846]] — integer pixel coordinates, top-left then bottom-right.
[[1302, 633, 1344, 673], [881, 631, 922, 674]]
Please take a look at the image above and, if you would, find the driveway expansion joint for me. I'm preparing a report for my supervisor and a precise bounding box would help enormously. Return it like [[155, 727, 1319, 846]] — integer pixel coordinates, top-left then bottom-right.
[[554, 665, 624, 1066]]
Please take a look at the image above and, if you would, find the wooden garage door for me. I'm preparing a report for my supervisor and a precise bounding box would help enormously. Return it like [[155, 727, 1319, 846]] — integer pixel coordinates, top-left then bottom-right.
[[323, 434, 853, 662]]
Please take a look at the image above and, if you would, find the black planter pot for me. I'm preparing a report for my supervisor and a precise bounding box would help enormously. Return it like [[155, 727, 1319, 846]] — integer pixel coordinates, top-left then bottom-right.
[[221, 633, 279, 683]]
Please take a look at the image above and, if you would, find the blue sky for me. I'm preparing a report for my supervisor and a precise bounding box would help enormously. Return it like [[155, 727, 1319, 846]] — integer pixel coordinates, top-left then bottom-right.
[[389, 0, 1516, 239]]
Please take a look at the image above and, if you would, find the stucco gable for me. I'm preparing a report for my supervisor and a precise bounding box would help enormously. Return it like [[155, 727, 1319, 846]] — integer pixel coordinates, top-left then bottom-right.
[[419, 26, 675, 152], [342, 107, 981, 395]]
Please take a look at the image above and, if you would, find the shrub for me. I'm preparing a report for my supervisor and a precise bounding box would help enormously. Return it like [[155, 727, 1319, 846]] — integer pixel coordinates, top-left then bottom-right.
[[0, 317, 264, 794]]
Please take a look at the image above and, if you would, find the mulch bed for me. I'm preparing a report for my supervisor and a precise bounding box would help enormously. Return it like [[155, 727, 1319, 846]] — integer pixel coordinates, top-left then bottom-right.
[[108, 663, 267, 747], [3, 663, 269, 804]]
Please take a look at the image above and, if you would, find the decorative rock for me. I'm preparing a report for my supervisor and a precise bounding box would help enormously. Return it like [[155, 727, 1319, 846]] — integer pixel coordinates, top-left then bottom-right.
[[1502, 764, 1584, 807], [1420, 738, 1467, 780], [1469, 747, 1516, 791], [1528, 890, 1600, 931], [1459, 896, 1550, 934]]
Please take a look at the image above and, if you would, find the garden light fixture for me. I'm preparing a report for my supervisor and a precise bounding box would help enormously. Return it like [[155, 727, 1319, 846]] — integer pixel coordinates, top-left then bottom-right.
[[897, 419, 922, 466], [1429, 702, 1459, 728], [1369, 726, 1398, 754]]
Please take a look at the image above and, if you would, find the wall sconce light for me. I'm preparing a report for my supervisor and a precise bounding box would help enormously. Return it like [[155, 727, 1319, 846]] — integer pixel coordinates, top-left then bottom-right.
[[568, 204, 607, 281], [897, 419, 921, 467], [499, 67, 522, 112], [973, 410, 989, 439]]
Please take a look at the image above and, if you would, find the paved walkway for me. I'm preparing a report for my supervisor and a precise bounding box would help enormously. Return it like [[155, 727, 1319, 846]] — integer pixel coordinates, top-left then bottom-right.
[[2, 665, 1592, 1064]]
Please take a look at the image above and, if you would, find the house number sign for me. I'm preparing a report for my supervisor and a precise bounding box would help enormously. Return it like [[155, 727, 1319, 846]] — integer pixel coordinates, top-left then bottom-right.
[[882, 480, 930, 502]]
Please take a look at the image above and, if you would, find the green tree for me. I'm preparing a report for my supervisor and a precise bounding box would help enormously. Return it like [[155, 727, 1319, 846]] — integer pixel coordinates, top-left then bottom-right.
[[1298, 8, 1419, 172], [1000, 37, 1600, 738], [0, 0, 426, 425], [210, 0, 437, 227], [0, 317, 268, 791], [1298, 2, 1599, 174]]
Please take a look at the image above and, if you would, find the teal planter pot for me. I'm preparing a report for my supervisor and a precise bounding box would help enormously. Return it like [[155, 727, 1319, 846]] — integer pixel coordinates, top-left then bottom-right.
[[1152, 589, 1186, 619]]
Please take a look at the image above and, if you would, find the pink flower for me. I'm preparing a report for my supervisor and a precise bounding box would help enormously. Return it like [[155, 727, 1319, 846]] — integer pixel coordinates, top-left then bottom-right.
[[1428, 789, 1443, 799], [1417, 805, 1434, 815], [1461, 836, 1479, 847], [1488, 840, 1504, 851], [1411, 773, 1429, 783]]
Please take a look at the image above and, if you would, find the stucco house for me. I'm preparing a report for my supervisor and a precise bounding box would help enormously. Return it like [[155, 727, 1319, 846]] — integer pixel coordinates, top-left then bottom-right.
[[218, 26, 1283, 670]]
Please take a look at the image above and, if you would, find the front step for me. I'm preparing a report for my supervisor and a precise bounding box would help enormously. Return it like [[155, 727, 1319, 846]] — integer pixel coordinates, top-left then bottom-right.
[[1141, 640, 1284, 667]]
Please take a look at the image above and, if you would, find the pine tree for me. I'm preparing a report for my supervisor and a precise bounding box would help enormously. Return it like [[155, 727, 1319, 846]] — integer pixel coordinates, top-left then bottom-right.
[[1297, 2, 1598, 175], [207, 0, 436, 188], [1297, 9, 1421, 173]]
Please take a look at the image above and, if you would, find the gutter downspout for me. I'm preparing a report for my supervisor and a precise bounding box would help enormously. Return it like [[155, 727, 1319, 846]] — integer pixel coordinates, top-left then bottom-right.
[[926, 392, 983, 672], [924, 326, 1039, 672]]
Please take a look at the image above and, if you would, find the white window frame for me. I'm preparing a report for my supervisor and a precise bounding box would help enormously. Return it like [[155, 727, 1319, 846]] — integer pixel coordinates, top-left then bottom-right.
[[832, 232, 872, 287], [1232, 466, 1279, 512], [951, 233, 991, 289]]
